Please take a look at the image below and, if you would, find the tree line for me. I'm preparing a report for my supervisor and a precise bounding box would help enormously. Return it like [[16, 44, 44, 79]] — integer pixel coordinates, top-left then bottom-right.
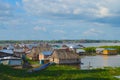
[[0, 40, 120, 44]]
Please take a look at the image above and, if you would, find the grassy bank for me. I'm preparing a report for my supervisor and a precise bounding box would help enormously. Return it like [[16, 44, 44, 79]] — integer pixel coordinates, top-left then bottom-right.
[[0, 64, 120, 80]]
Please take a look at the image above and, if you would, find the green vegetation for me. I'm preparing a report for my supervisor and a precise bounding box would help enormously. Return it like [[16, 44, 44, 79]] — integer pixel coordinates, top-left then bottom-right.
[[84, 47, 96, 54], [0, 64, 120, 80], [83, 46, 120, 55]]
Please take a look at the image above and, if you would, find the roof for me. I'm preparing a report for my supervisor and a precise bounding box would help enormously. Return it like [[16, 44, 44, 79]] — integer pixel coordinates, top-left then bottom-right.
[[69, 45, 83, 49], [105, 48, 116, 50], [0, 56, 21, 60], [41, 51, 52, 56], [0, 49, 13, 54], [51, 49, 80, 59], [14, 49, 25, 52], [76, 49, 85, 53]]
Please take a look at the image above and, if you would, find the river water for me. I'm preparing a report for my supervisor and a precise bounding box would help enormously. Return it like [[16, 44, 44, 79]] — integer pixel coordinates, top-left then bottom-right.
[[81, 55, 120, 69]]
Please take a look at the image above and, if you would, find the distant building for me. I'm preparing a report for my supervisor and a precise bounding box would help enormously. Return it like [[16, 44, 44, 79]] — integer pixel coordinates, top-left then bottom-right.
[[103, 48, 117, 55], [96, 48, 105, 54], [76, 49, 85, 55]]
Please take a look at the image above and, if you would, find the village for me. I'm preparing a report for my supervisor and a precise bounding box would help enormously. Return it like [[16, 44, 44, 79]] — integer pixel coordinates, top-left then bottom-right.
[[0, 42, 118, 68]]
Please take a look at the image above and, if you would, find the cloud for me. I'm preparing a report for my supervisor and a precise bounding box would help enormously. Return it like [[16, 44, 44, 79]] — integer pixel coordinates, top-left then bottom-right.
[[83, 28, 104, 36], [0, 1, 13, 18], [33, 26, 47, 31], [22, 0, 119, 16], [22, 0, 120, 26], [53, 30, 65, 34]]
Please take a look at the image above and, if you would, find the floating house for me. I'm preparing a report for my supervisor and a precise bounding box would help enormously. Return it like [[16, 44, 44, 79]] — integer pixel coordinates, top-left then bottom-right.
[[103, 48, 117, 55], [39, 51, 52, 64], [49, 49, 80, 65], [76, 49, 85, 55], [96, 48, 105, 54], [0, 56, 22, 66]]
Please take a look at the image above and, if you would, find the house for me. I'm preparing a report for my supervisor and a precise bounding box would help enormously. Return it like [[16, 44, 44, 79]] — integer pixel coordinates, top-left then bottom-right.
[[69, 44, 84, 53], [49, 49, 80, 65], [0, 56, 22, 66], [76, 49, 85, 55], [103, 48, 117, 55], [51, 44, 61, 50], [0, 49, 13, 58], [26, 47, 40, 60], [13, 48, 26, 58], [96, 48, 105, 54], [26, 45, 52, 61], [39, 51, 52, 64]]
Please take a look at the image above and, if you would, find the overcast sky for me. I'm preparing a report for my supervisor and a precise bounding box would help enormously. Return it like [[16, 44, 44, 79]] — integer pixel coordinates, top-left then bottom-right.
[[0, 0, 120, 40]]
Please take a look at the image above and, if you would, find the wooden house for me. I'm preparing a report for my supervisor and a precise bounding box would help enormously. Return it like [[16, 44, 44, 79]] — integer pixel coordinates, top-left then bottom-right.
[[49, 49, 80, 65], [26, 47, 40, 61], [103, 48, 117, 55], [39, 51, 52, 64], [26, 45, 52, 61], [0, 56, 22, 66]]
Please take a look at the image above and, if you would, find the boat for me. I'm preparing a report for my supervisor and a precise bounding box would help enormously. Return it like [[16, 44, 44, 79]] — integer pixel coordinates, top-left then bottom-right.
[[28, 62, 52, 73]]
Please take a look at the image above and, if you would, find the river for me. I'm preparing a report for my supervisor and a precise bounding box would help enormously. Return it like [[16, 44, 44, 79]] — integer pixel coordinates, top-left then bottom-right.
[[81, 55, 120, 69]]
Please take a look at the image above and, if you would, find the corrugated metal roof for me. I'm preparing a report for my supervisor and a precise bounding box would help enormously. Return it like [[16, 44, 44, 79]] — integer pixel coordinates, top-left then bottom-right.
[[76, 49, 85, 53], [105, 48, 116, 50], [14, 49, 24, 52], [0, 56, 21, 60], [0, 49, 13, 54], [41, 51, 52, 55]]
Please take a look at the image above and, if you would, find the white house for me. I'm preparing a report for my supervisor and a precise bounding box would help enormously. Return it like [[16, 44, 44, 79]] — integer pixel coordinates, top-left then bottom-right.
[[96, 48, 105, 54]]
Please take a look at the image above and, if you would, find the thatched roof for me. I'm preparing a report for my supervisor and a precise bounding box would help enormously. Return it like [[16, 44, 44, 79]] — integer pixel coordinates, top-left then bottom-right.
[[50, 49, 80, 59]]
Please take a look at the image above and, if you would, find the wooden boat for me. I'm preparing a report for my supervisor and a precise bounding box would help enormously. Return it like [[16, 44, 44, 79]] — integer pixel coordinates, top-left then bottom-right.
[[28, 62, 51, 73]]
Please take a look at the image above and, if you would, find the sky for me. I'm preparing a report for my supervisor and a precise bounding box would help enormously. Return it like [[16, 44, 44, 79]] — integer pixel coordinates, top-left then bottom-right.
[[0, 0, 120, 40]]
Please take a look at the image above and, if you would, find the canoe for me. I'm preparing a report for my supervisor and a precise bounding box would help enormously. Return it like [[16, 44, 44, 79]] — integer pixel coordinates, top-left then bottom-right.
[[28, 62, 51, 73]]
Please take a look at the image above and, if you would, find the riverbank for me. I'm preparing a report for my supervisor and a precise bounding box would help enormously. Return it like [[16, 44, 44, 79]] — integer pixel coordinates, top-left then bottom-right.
[[0, 64, 120, 80]]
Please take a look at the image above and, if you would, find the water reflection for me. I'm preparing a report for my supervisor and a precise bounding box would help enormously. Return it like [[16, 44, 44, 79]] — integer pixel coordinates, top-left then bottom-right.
[[81, 55, 120, 69]]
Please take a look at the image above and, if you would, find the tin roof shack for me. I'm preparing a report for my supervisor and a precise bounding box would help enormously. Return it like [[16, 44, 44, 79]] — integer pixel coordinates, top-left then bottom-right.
[[0, 49, 13, 58], [69, 44, 84, 53], [39, 51, 52, 64], [26, 45, 52, 61], [14, 48, 26, 58], [39, 51, 52, 60], [49, 49, 80, 65], [76, 49, 85, 55], [0, 56, 22, 66], [96, 48, 105, 54], [103, 48, 117, 55]]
